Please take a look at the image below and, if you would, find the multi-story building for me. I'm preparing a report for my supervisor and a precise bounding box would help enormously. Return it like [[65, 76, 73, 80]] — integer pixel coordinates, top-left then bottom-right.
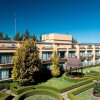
[[0, 33, 100, 80]]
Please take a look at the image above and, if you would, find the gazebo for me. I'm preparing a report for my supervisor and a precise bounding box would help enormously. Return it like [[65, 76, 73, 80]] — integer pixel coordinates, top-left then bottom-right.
[[67, 57, 83, 77]]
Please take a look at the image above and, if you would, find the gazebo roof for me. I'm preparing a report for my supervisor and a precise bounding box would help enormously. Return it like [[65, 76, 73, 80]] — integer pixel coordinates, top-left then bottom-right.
[[67, 57, 83, 69]]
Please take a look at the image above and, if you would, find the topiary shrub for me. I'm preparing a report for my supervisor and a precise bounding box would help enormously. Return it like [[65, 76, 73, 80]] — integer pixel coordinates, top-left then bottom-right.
[[93, 82, 100, 97]]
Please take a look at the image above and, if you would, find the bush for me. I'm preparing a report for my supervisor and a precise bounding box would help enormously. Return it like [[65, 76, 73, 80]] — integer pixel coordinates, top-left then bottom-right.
[[67, 81, 96, 100], [63, 72, 88, 83], [36, 85, 60, 93], [14, 89, 63, 100], [0, 83, 10, 90], [93, 82, 100, 94], [10, 82, 35, 94], [0, 91, 11, 100], [60, 78, 93, 93]]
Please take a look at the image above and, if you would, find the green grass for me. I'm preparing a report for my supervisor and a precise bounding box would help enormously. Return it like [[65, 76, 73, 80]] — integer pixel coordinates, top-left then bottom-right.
[[77, 88, 98, 100], [39, 77, 74, 89], [24, 94, 57, 100]]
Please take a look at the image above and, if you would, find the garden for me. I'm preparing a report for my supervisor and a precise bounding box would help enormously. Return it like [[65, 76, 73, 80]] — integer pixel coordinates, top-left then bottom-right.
[[1, 40, 100, 100]]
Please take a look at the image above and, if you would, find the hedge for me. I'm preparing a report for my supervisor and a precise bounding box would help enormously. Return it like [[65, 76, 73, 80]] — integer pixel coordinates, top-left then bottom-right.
[[60, 78, 93, 93], [62, 72, 89, 83], [67, 81, 96, 100], [36, 85, 60, 93], [0, 91, 11, 100], [14, 89, 63, 100], [0, 83, 10, 90], [10, 83, 35, 95]]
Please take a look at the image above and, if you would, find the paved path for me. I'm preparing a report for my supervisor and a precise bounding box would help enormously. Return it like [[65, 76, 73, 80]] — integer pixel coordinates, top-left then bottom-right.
[[61, 92, 70, 100]]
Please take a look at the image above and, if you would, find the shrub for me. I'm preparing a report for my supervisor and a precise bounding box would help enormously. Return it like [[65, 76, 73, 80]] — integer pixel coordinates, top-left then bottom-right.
[[63, 72, 88, 83], [67, 81, 96, 100], [93, 82, 100, 94], [0, 91, 11, 100], [60, 78, 93, 93], [14, 89, 63, 100], [36, 85, 60, 93]]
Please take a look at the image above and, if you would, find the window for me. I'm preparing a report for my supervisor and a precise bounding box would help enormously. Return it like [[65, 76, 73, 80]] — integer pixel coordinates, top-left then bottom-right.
[[42, 52, 52, 60], [1, 69, 9, 79]]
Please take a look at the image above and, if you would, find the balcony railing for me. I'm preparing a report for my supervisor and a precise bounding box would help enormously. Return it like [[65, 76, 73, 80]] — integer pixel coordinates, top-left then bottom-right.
[[80, 55, 86, 59], [86, 54, 93, 58], [83, 62, 93, 66], [59, 58, 67, 62], [0, 63, 14, 68], [95, 54, 100, 58]]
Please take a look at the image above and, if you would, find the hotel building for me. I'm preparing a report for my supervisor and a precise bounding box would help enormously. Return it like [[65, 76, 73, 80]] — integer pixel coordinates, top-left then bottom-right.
[[0, 33, 100, 80]]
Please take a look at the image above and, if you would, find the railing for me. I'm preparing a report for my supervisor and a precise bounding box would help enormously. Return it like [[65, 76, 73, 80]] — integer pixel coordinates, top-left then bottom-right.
[[80, 55, 86, 59], [86, 54, 93, 58], [0, 63, 14, 68], [95, 54, 100, 58]]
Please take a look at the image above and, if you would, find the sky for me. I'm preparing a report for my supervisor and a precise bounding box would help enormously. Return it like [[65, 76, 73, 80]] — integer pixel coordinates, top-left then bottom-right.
[[0, 0, 100, 43]]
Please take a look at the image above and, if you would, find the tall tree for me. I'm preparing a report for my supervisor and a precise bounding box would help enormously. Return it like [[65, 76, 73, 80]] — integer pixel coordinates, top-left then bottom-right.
[[51, 51, 60, 77], [24, 30, 30, 40], [14, 32, 21, 41], [72, 38, 77, 43], [3, 34, 11, 40], [12, 40, 41, 85], [0, 32, 3, 40], [39, 33, 42, 42]]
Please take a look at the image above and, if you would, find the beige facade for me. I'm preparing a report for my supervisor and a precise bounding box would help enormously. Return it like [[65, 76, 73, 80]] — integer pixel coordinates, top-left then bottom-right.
[[0, 33, 100, 80]]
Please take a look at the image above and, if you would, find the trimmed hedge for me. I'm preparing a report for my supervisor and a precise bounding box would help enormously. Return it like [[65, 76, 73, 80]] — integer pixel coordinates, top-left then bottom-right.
[[36, 85, 60, 92], [0, 83, 10, 90], [0, 91, 11, 100], [62, 72, 88, 83], [10, 83, 35, 95], [60, 78, 93, 93], [67, 81, 96, 100], [14, 89, 63, 100]]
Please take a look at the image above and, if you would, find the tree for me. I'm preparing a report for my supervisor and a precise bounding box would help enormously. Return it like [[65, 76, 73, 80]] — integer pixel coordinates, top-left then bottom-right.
[[51, 51, 60, 77], [12, 40, 41, 85], [24, 30, 30, 40], [30, 34, 38, 41], [14, 32, 22, 41], [4, 34, 11, 40], [72, 38, 77, 43], [39, 33, 42, 42], [0, 32, 3, 40]]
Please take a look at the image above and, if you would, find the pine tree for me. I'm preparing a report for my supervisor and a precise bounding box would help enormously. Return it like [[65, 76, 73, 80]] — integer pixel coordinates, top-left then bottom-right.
[[14, 32, 21, 41], [4, 34, 11, 40], [0, 32, 3, 40], [24, 30, 30, 40], [51, 51, 60, 77], [12, 40, 41, 85]]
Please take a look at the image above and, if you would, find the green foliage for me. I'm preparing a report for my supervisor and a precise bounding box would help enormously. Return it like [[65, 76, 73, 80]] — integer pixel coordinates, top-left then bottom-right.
[[14, 32, 22, 41], [0, 91, 11, 100], [62, 72, 89, 83], [10, 82, 35, 94], [60, 78, 93, 93], [93, 82, 100, 94], [51, 51, 60, 77], [72, 37, 77, 43], [67, 82, 96, 100], [12, 40, 41, 85], [14, 89, 63, 100], [3, 34, 11, 40]]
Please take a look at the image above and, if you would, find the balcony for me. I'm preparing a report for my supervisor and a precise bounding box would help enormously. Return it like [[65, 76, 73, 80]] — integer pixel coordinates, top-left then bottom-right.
[[86, 54, 93, 58], [42, 58, 52, 64], [95, 61, 100, 65], [59, 58, 67, 62], [95, 54, 100, 58], [80, 55, 86, 59], [0, 46, 17, 50], [0, 63, 14, 68], [83, 62, 93, 67]]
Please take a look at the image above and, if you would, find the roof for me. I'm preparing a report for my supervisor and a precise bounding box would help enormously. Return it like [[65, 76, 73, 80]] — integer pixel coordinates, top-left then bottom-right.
[[67, 57, 83, 69]]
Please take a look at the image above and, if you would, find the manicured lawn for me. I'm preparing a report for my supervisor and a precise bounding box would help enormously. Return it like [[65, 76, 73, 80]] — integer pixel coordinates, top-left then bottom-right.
[[77, 88, 99, 100], [25, 95, 57, 100], [39, 77, 74, 89]]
